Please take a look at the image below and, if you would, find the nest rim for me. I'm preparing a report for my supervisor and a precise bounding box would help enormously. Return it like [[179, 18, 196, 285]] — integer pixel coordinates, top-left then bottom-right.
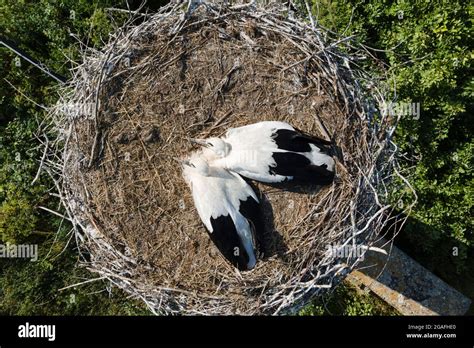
[[44, 0, 415, 315]]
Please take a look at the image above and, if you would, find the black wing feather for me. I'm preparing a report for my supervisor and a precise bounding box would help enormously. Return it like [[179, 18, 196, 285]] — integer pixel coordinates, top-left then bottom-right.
[[239, 195, 265, 255], [208, 196, 263, 271], [270, 152, 334, 185], [273, 128, 332, 154], [209, 214, 250, 270]]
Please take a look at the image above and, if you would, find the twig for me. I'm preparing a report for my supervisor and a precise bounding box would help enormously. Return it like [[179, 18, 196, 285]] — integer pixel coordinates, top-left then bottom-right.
[[31, 136, 49, 185], [38, 206, 72, 221], [58, 276, 107, 291]]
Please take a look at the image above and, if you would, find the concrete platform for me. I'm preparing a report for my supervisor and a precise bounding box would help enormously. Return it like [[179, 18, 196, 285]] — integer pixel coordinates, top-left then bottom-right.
[[346, 240, 472, 315]]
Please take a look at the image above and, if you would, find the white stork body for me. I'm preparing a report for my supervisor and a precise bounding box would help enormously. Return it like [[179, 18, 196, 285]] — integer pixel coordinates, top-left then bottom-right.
[[195, 121, 335, 185], [182, 152, 263, 270]]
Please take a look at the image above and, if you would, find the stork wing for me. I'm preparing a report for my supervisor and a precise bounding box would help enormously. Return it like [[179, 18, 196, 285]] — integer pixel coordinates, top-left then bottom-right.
[[222, 121, 335, 185], [225, 120, 294, 139], [187, 169, 263, 270]]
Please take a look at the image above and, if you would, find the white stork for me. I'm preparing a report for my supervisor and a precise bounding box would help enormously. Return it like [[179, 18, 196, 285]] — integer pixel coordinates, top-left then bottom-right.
[[191, 121, 335, 185], [181, 152, 263, 270]]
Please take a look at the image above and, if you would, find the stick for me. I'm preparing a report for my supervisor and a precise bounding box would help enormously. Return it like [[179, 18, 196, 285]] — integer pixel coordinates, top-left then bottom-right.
[[31, 137, 49, 185], [58, 276, 107, 291], [0, 36, 67, 84], [38, 206, 72, 221]]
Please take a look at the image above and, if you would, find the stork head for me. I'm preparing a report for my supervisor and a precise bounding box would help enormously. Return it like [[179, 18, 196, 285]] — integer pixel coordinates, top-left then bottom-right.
[[189, 137, 230, 158], [180, 155, 210, 177]]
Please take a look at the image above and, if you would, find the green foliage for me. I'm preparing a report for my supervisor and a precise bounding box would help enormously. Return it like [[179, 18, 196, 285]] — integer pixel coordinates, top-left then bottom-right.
[[0, 0, 144, 315], [298, 303, 325, 316], [297, 0, 473, 314], [0, 240, 149, 315], [306, 0, 473, 271], [299, 282, 399, 316], [0, 118, 45, 243], [0, 189, 38, 243]]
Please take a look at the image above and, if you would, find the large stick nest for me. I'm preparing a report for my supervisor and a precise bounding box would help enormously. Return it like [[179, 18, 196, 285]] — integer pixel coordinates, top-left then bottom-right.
[[46, 1, 414, 314]]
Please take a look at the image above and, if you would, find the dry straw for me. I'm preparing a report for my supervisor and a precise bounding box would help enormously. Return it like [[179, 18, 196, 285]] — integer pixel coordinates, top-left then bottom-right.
[[43, 0, 416, 314]]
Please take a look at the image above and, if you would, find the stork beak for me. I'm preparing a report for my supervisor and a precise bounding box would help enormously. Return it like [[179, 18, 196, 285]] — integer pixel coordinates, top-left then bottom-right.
[[188, 138, 210, 147]]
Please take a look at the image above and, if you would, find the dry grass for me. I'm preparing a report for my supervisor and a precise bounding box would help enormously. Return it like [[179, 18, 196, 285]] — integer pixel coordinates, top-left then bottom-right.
[[44, 0, 415, 314]]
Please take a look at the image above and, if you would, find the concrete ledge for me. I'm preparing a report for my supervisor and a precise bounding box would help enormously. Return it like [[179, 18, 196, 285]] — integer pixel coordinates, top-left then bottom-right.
[[346, 241, 471, 315]]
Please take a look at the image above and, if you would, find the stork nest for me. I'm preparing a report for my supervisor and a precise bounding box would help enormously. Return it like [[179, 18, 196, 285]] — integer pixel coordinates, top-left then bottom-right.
[[46, 1, 415, 314]]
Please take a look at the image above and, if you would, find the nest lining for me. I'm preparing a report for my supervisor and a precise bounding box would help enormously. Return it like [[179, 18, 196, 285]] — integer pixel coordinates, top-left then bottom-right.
[[46, 1, 414, 315]]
